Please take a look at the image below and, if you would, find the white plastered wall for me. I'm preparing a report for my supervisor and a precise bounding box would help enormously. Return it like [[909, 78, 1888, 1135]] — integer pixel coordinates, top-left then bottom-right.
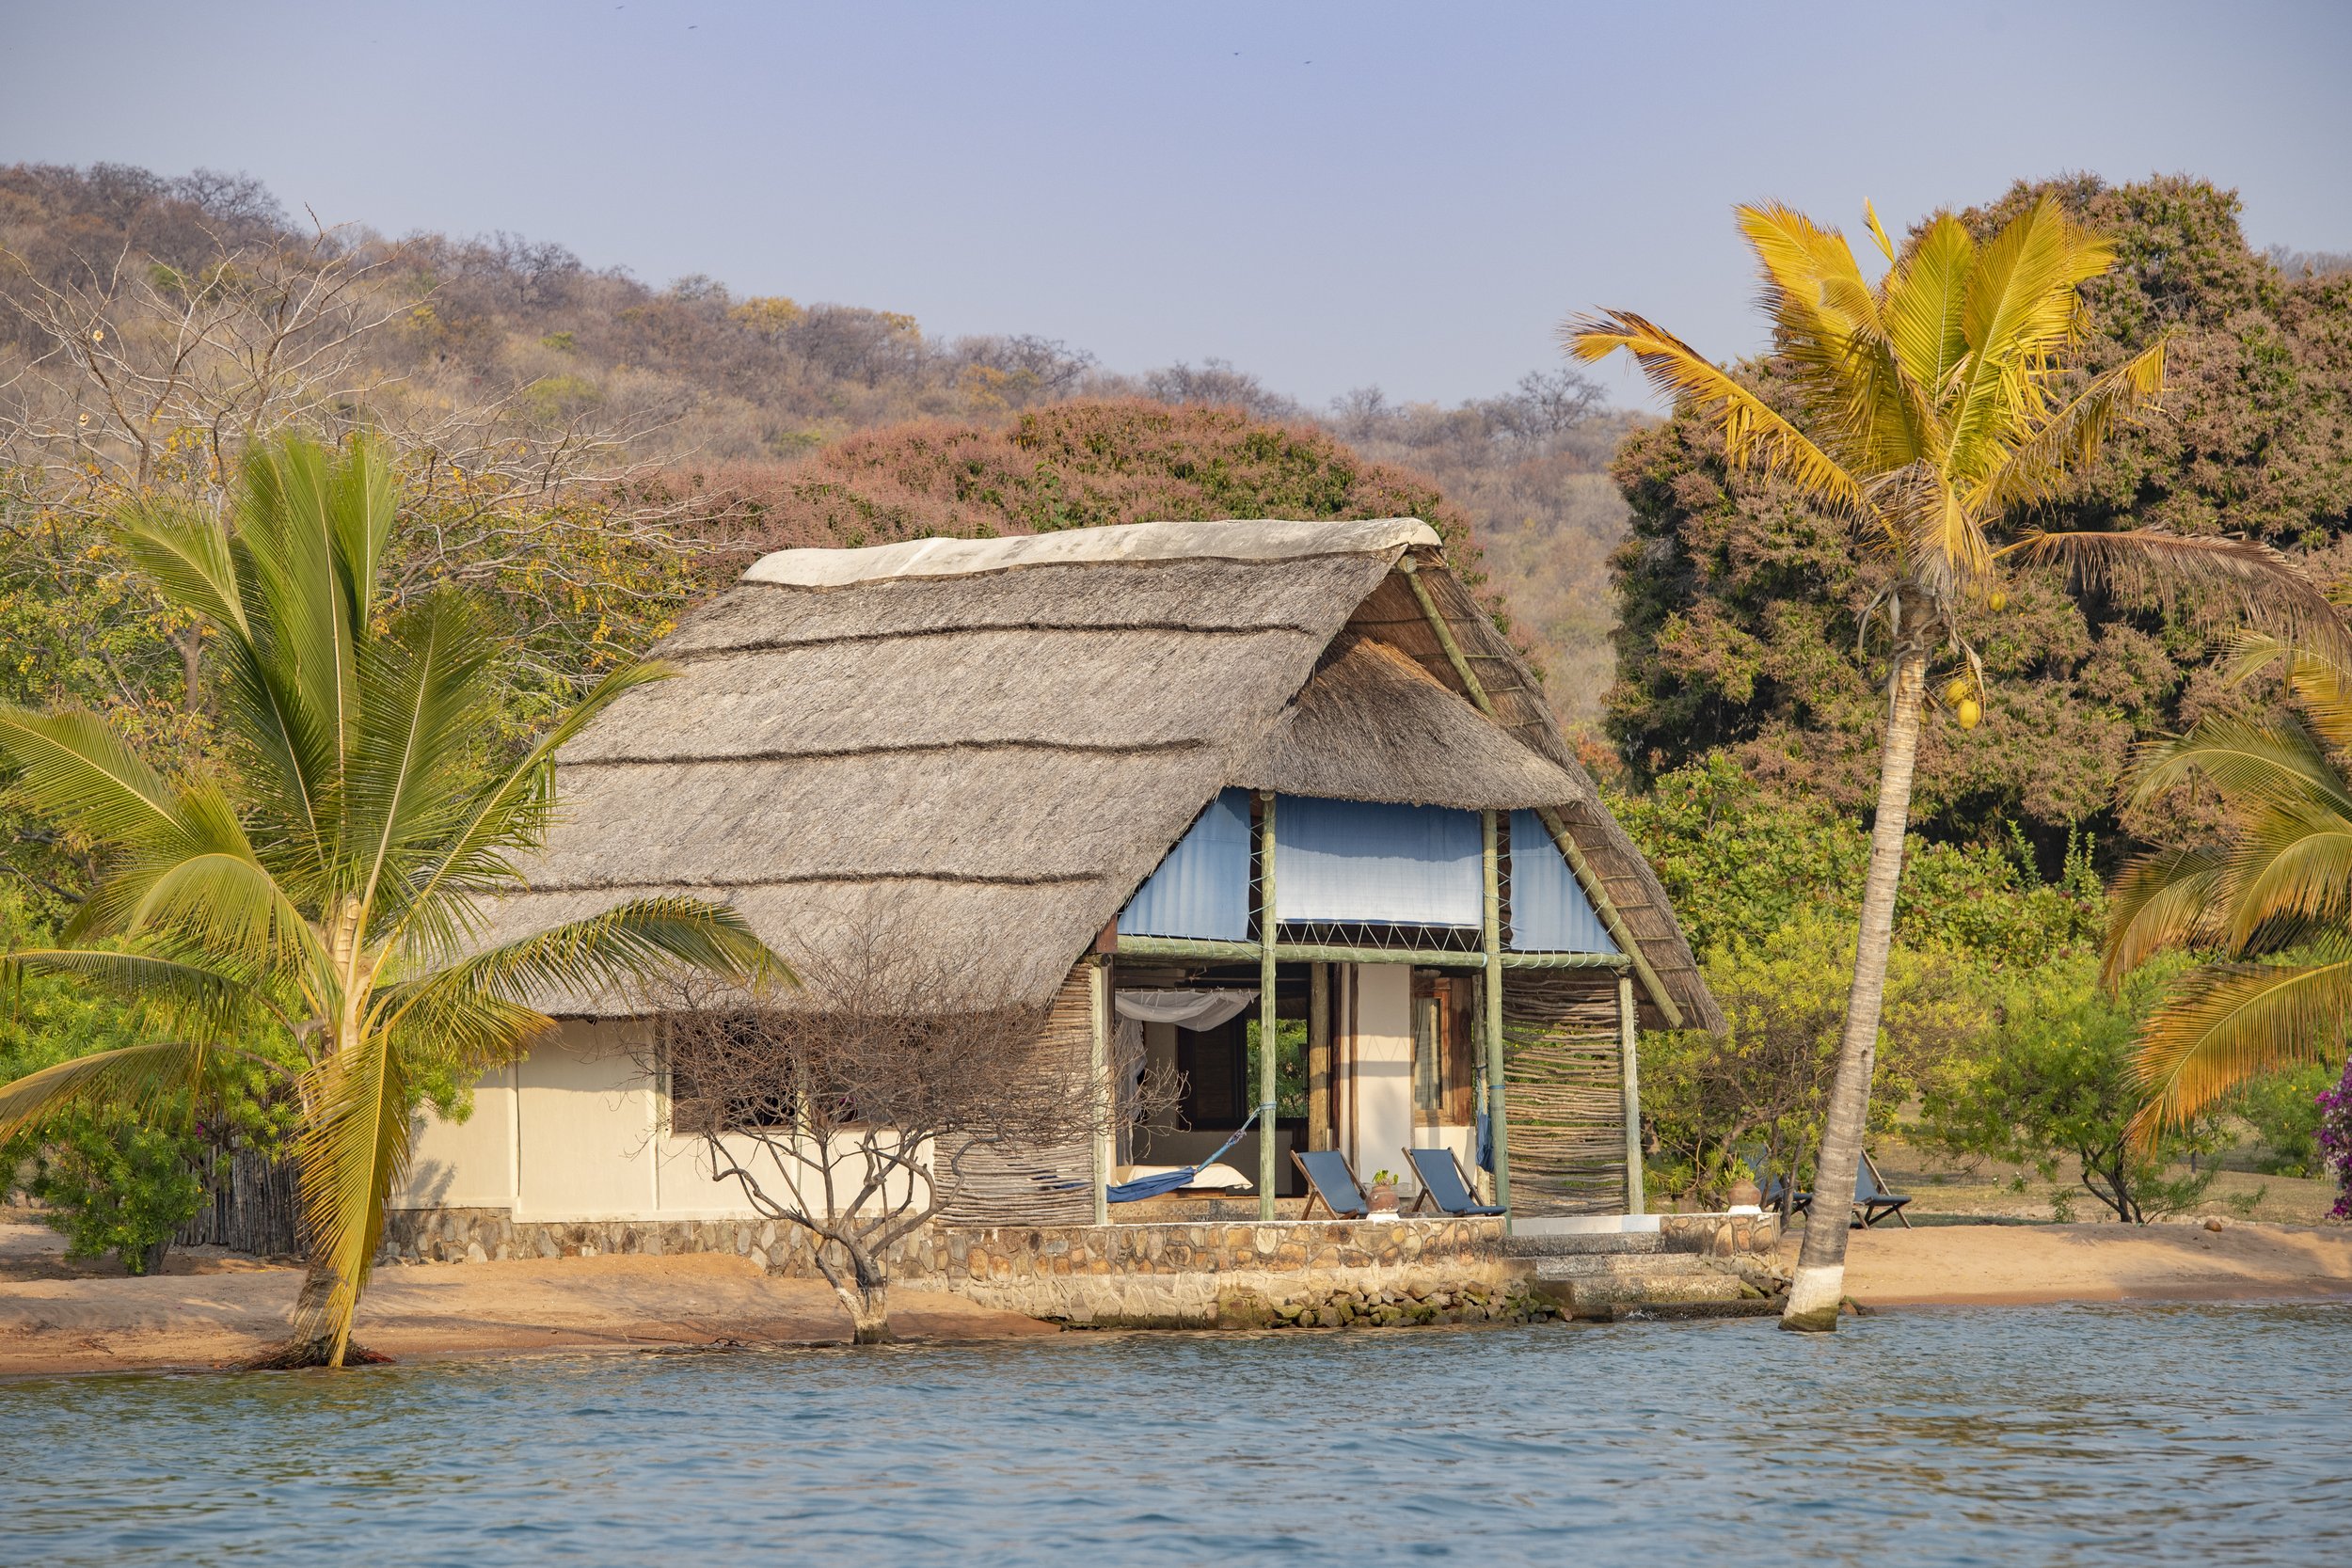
[[397, 1061, 519, 1211], [1343, 964, 1416, 1193], [395, 1019, 930, 1223]]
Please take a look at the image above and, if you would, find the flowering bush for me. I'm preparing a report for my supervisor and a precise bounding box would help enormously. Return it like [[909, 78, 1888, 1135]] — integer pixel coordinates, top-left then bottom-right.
[[2317, 1061, 2352, 1222]]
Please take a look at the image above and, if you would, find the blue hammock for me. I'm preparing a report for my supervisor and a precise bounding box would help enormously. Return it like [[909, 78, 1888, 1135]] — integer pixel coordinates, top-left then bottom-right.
[[1107, 1109, 1263, 1203]]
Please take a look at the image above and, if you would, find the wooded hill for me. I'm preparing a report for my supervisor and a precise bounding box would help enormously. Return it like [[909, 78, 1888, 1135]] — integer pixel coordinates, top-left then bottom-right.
[[0, 162, 1635, 719]]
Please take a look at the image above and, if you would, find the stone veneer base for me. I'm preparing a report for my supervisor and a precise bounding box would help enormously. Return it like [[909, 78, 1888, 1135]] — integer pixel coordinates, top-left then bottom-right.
[[377, 1211, 1564, 1328]]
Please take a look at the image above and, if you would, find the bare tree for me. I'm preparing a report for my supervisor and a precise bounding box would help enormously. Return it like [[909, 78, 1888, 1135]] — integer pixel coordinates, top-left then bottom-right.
[[647, 921, 1169, 1342], [0, 211, 734, 704], [1140, 357, 1306, 421]]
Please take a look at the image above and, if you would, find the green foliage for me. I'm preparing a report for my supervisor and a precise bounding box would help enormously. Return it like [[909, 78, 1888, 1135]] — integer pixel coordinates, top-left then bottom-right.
[[2225, 1062, 2335, 1178], [1601, 175, 2352, 858], [0, 889, 295, 1271], [0, 890, 202, 1272], [20, 1112, 202, 1274], [1608, 752, 2106, 964], [0, 436, 771, 1366], [1918, 957, 2224, 1223], [1244, 1017, 1310, 1120], [1638, 907, 1990, 1206]]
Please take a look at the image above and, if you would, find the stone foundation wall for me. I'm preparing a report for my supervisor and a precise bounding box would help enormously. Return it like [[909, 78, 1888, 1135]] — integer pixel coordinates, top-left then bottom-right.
[[937, 1216, 1543, 1326], [378, 1209, 1551, 1327], [1659, 1211, 1781, 1258]]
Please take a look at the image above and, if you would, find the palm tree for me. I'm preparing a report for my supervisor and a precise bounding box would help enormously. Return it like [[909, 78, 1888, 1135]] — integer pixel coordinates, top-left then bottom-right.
[[0, 436, 773, 1366], [2107, 626, 2352, 1130], [1569, 196, 2342, 1330]]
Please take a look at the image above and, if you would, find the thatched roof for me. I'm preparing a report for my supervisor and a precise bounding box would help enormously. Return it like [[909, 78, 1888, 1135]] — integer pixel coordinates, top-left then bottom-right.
[[485, 516, 1721, 1030], [1232, 635, 1591, 811]]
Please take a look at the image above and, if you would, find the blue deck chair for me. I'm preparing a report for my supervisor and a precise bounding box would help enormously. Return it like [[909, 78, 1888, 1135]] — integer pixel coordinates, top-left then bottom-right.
[[1292, 1148, 1371, 1219], [1402, 1147, 1506, 1217], [1852, 1151, 1915, 1229]]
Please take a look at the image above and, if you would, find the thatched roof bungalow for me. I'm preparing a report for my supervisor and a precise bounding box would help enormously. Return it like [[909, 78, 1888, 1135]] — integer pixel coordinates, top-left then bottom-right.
[[401, 518, 1720, 1233]]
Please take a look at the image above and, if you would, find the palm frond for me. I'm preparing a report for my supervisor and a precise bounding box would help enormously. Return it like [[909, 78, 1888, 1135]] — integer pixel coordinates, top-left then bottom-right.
[[373, 658, 679, 964], [2007, 531, 2352, 675], [381, 895, 779, 1028], [63, 778, 321, 980], [2103, 847, 2228, 984], [326, 432, 400, 629], [1868, 465, 1993, 601], [1738, 202, 1939, 474], [2, 946, 272, 1040], [345, 594, 500, 930], [237, 439, 364, 830], [2130, 947, 2352, 1134], [212, 633, 339, 894], [2124, 713, 2352, 819], [2215, 802, 2352, 954], [0, 705, 189, 845], [117, 503, 250, 640], [0, 1038, 213, 1143], [1565, 309, 1864, 515], [1882, 212, 1976, 403], [290, 1030, 413, 1366], [2222, 632, 2352, 752], [1862, 199, 1898, 265], [1948, 197, 2115, 465], [1967, 340, 2168, 507]]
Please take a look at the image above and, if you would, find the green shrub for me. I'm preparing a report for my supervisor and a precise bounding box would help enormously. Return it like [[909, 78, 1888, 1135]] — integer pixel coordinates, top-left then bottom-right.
[[2226, 1062, 2335, 1177], [1608, 753, 2106, 965], [1918, 957, 2225, 1223], [20, 1109, 203, 1274], [1638, 906, 1990, 1206], [0, 891, 296, 1272]]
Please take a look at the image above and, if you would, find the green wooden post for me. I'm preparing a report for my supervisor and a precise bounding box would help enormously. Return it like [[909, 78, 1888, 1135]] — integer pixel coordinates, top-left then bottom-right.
[[1258, 791, 1279, 1221], [1090, 956, 1111, 1227], [1618, 971, 1645, 1217], [1482, 809, 1511, 1227]]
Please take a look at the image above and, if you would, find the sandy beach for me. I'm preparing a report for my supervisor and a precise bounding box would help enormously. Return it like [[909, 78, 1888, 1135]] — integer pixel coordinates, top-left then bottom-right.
[[6, 1216, 2348, 1376], [0, 1221, 1056, 1377], [1806, 1219, 2352, 1307]]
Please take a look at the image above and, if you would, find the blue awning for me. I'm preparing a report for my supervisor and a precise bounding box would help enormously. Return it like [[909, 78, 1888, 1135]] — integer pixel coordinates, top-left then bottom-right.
[[1273, 798, 1482, 927], [1507, 810, 1619, 954], [1117, 788, 1252, 942]]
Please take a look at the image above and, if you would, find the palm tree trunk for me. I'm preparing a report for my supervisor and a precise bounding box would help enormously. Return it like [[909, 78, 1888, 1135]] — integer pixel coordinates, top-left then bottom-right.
[[1782, 648, 1929, 1332]]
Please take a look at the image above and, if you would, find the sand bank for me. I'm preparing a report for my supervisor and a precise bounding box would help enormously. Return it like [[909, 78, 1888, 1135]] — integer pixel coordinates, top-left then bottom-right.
[[8, 1216, 2350, 1375], [1802, 1219, 2352, 1307], [0, 1223, 1054, 1377]]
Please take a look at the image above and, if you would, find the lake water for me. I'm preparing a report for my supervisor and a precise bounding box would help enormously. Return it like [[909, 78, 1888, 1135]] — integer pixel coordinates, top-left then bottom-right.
[[2, 1303, 2344, 1566]]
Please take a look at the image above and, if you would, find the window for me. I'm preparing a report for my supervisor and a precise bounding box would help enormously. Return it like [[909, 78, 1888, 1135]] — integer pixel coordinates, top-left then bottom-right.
[[1413, 995, 1445, 1117], [665, 1015, 798, 1132], [1411, 974, 1478, 1125]]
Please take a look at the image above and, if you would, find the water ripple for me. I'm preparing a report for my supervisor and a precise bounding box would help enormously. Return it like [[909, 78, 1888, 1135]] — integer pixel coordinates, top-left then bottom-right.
[[0, 1303, 2344, 1565]]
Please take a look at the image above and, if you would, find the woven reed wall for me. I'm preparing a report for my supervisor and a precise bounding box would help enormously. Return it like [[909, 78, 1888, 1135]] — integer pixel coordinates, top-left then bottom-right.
[[1500, 971, 1629, 1215], [937, 962, 1096, 1226], [178, 1146, 306, 1257]]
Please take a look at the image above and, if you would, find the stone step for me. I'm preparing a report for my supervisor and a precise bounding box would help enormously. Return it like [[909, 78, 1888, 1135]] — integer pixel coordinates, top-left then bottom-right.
[[1501, 1231, 1670, 1259], [1527, 1252, 1718, 1280], [1521, 1254, 1759, 1314]]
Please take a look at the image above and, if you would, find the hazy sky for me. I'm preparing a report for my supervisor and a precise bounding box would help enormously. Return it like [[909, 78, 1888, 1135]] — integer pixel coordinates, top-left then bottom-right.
[[5, 0, 2347, 408]]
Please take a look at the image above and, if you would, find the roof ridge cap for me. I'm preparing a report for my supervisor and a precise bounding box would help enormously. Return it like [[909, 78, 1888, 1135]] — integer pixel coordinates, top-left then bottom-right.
[[740, 517, 1440, 589]]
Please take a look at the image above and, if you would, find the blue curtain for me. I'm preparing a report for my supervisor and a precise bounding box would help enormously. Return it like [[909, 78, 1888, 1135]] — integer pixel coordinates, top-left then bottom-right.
[[1274, 798, 1482, 927], [1507, 810, 1620, 953], [1118, 788, 1252, 942]]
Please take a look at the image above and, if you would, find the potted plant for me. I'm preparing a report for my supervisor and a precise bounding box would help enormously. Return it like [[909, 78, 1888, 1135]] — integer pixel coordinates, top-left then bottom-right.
[[1367, 1170, 1401, 1215]]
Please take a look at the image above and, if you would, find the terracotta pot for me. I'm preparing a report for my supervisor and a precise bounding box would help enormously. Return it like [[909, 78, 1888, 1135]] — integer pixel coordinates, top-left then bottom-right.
[[1368, 1181, 1400, 1214], [1726, 1177, 1763, 1210]]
